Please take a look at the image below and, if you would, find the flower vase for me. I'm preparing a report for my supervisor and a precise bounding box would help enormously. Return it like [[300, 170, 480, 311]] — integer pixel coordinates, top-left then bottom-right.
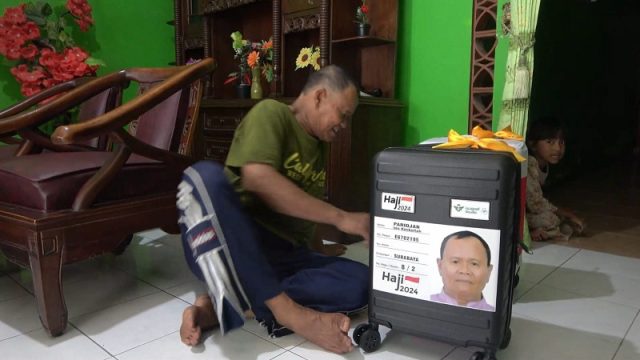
[[356, 23, 370, 37], [236, 83, 250, 99], [250, 66, 263, 100]]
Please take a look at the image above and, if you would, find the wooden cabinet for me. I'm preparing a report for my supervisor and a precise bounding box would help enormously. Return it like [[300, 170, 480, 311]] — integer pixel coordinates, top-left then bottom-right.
[[173, 0, 205, 65], [172, 0, 405, 224]]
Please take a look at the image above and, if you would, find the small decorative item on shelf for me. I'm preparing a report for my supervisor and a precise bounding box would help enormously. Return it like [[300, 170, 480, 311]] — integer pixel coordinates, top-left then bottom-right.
[[295, 46, 320, 71], [224, 31, 273, 99], [354, 0, 370, 37]]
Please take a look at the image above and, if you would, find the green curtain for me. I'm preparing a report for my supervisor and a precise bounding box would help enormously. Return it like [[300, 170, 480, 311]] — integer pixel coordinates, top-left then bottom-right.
[[497, 0, 541, 251]]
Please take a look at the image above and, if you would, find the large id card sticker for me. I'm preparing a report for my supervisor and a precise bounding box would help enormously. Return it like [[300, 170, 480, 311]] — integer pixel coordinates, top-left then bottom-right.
[[372, 217, 500, 312]]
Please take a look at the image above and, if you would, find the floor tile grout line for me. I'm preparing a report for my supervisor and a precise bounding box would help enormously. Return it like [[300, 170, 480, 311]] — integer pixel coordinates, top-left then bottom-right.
[[110, 330, 182, 358], [67, 321, 116, 358], [515, 247, 583, 300], [0, 331, 29, 344], [439, 345, 459, 360], [67, 289, 178, 323], [611, 308, 640, 360]]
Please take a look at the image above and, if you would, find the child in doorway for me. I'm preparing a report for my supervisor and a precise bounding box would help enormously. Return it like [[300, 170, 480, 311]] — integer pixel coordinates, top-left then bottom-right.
[[526, 117, 585, 241]]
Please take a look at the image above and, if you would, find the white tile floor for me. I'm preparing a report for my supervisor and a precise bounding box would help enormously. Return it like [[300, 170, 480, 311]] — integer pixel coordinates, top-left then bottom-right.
[[1, 230, 640, 360]]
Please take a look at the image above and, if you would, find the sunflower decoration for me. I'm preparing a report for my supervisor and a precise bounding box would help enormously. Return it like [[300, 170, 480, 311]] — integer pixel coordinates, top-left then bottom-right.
[[295, 46, 320, 71]]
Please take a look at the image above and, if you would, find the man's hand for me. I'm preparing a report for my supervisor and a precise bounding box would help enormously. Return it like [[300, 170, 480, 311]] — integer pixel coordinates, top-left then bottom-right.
[[336, 212, 370, 244], [242, 163, 371, 243]]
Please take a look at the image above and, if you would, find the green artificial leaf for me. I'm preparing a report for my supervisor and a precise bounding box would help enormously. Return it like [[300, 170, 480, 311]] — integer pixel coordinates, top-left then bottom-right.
[[86, 57, 106, 66], [230, 31, 244, 50], [58, 31, 69, 42], [264, 66, 274, 82], [41, 2, 53, 17]]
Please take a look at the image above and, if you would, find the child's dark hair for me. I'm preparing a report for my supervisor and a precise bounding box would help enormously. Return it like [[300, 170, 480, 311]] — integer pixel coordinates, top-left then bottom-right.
[[526, 116, 565, 143]]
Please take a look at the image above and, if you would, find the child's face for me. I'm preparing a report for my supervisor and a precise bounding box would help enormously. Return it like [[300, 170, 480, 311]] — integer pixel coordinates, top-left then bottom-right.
[[532, 138, 565, 165]]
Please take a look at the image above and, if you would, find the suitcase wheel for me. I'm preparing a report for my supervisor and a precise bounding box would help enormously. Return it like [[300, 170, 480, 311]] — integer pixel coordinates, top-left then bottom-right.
[[470, 351, 496, 360], [352, 323, 381, 352], [353, 323, 369, 345], [360, 327, 381, 353]]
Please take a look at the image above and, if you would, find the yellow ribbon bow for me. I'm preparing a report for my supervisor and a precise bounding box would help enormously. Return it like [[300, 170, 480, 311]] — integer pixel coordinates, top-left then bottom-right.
[[433, 126, 526, 162]]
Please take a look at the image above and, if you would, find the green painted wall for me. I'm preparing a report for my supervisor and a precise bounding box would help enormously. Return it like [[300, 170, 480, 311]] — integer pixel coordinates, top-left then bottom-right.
[[397, 0, 509, 146], [2, 0, 511, 147], [0, 0, 174, 109]]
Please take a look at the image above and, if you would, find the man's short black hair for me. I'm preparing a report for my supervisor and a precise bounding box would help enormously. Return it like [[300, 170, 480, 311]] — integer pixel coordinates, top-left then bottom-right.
[[301, 65, 357, 94], [440, 230, 492, 266]]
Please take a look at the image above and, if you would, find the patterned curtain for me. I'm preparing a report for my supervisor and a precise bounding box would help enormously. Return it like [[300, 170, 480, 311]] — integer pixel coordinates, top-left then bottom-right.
[[497, 0, 541, 251]]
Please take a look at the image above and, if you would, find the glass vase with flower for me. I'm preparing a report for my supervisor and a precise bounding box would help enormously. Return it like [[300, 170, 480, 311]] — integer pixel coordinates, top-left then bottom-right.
[[224, 31, 274, 99], [354, 0, 370, 37]]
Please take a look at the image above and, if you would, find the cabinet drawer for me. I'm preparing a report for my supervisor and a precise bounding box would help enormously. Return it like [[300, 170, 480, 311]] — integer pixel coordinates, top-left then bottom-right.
[[203, 138, 232, 162], [201, 109, 245, 131], [283, 0, 319, 14]]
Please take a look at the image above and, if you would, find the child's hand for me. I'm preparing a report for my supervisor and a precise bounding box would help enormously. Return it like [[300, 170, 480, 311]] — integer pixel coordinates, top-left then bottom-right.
[[568, 216, 586, 234], [531, 228, 549, 242]]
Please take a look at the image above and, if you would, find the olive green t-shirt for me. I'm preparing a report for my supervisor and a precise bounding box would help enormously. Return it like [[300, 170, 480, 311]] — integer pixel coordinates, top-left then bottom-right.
[[224, 99, 326, 246]]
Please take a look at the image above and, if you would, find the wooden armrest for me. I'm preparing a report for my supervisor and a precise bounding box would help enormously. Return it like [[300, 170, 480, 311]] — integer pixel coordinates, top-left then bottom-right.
[[51, 58, 215, 145], [0, 77, 93, 119], [0, 71, 132, 136]]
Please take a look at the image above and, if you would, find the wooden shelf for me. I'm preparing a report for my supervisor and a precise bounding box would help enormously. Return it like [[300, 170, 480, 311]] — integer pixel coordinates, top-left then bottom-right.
[[172, 0, 405, 217], [331, 36, 395, 48]]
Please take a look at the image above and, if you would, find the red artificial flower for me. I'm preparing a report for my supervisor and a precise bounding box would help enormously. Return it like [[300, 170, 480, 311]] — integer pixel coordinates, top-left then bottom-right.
[[11, 64, 46, 84], [2, 1, 100, 97], [20, 44, 38, 60], [66, 0, 94, 31], [23, 21, 40, 40], [20, 82, 44, 97], [361, 5, 369, 14], [39, 48, 60, 68], [7, 26, 28, 47], [2, 5, 27, 25], [5, 43, 22, 61]]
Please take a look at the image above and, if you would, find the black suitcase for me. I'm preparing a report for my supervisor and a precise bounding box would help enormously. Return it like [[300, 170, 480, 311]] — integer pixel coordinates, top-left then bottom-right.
[[354, 146, 520, 360]]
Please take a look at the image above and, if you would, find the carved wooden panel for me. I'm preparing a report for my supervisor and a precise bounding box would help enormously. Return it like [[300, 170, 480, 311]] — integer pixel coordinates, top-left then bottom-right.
[[203, 0, 259, 14], [469, 0, 498, 131], [283, 13, 321, 34]]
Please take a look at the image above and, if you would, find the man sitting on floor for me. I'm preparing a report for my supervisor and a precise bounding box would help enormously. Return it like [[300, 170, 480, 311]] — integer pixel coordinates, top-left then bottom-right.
[[177, 65, 370, 354]]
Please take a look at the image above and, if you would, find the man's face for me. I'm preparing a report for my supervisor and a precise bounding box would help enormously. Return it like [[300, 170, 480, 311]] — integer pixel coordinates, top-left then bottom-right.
[[310, 85, 358, 142], [437, 236, 493, 305]]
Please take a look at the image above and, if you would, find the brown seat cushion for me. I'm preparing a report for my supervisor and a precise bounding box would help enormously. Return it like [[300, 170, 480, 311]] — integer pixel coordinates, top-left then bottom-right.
[[0, 145, 18, 159], [0, 152, 182, 211]]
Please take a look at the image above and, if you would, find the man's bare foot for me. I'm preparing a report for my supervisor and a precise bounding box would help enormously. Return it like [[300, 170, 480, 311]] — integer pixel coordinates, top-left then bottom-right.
[[180, 294, 218, 346], [268, 294, 353, 354]]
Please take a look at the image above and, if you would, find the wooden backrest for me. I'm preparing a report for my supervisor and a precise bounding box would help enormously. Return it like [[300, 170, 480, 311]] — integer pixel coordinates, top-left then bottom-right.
[[126, 75, 202, 156]]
